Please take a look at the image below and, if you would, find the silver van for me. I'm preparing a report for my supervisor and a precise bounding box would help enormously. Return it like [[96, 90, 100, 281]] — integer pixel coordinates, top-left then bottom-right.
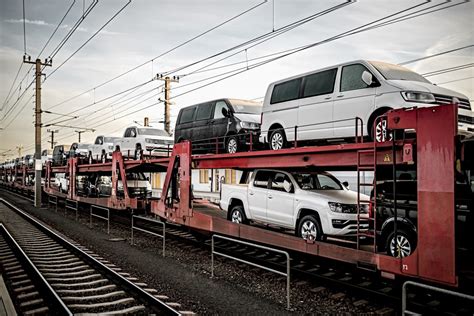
[[260, 60, 473, 149]]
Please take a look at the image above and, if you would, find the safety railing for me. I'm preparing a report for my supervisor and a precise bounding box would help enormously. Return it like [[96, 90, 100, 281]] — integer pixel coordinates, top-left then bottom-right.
[[189, 116, 364, 155], [211, 234, 291, 309], [402, 281, 474, 315], [65, 199, 79, 220], [48, 195, 58, 212], [89, 205, 110, 235], [131, 215, 166, 257]]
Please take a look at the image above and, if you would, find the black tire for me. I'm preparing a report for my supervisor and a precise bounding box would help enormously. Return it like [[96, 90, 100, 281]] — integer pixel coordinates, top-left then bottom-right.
[[226, 135, 239, 154], [229, 205, 247, 224], [269, 129, 287, 150], [134, 144, 142, 160], [385, 228, 416, 258], [297, 214, 323, 241]]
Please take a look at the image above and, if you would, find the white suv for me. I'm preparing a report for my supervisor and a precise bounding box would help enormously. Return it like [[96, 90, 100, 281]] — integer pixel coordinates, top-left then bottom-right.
[[220, 169, 370, 241], [114, 126, 174, 159], [260, 60, 473, 149]]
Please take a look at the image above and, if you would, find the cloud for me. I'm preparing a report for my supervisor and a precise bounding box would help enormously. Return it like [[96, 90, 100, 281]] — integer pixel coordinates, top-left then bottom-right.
[[4, 18, 53, 27]]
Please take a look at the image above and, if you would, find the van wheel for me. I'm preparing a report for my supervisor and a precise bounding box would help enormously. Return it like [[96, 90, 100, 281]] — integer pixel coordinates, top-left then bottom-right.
[[226, 136, 239, 154], [229, 205, 247, 224], [386, 229, 416, 258], [270, 129, 286, 150], [134, 145, 142, 160], [298, 215, 323, 241]]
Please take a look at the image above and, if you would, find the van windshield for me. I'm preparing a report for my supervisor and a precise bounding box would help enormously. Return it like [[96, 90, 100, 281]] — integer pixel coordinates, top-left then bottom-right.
[[370, 61, 431, 83], [229, 100, 262, 114]]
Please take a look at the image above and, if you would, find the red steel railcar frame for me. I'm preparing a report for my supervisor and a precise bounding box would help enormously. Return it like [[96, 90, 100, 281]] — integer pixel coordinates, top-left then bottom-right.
[[152, 105, 459, 287]]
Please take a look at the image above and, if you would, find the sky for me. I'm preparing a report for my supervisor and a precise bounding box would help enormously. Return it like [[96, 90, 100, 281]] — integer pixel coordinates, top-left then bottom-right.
[[0, 0, 473, 160]]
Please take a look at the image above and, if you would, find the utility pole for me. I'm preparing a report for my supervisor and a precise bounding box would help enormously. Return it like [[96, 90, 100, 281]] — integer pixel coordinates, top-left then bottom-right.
[[47, 129, 58, 149], [157, 74, 179, 134], [16, 145, 24, 158], [24, 56, 52, 208], [74, 128, 95, 142]]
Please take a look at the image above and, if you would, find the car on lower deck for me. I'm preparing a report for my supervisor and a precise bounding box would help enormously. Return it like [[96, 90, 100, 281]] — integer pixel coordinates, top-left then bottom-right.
[[220, 169, 370, 241], [373, 163, 473, 258]]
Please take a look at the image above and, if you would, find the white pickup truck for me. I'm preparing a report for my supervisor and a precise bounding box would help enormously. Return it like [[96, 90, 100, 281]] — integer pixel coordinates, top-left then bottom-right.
[[87, 135, 120, 163], [114, 126, 174, 159], [220, 169, 369, 241]]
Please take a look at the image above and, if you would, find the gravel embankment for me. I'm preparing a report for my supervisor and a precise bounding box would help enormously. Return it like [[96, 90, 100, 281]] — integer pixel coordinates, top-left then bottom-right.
[[0, 190, 387, 315]]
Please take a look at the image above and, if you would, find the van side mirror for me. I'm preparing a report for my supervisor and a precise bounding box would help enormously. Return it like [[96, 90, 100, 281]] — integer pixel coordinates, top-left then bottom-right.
[[342, 181, 349, 189], [361, 71, 374, 86], [221, 107, 229, 118]]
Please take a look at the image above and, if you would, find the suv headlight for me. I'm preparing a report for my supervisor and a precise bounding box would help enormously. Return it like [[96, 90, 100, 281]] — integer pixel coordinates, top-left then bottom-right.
[[240, 121, 260, 130], [401, 91, 435, 103], [328, 202, 367, 214], [145, 138, 154, 143]]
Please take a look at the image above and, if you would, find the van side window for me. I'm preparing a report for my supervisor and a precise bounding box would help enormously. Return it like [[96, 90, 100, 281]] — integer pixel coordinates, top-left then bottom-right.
[[124, 128, 131, 137], [214, 101, 229, 119], [180, 107, 196, 124], [196, 103, 213, 120], [302, 68, 337, 98], [253, 170, 271, 188], [340, 64, 371, 92], [270, 78, 301, 104]]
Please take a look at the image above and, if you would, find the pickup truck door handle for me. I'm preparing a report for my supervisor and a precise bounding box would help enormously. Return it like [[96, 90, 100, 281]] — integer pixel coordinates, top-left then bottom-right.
[[324, 96, 332, 100], [268, 195, 273, 199], [249, 191, 254, 196], [336, 94, 344, 98]]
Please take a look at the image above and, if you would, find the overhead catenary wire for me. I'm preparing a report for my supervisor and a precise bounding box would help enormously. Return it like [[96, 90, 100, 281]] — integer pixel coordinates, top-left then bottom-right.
[[436, 76, 474, 85], [399, 44, 474, 66], [45, 0, 268, 111], [46, 0, 132, 80], [422, 63, 474, 77]]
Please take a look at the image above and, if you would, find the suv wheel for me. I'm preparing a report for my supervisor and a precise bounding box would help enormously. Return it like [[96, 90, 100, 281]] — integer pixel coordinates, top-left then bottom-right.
[[387, 229, 415, 258], [226, 136, 239, 154], [270, 129, 286, 150], [298, 215, 322, 241], [229, 205, 247, 224]]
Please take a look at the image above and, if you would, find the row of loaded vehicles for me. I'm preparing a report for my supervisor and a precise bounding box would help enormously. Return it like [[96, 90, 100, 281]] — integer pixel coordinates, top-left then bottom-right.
[[1, 60, 473, 259]]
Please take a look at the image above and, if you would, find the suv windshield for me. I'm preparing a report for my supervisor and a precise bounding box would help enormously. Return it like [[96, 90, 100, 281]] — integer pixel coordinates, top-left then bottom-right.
[[370, 61, 431, 83], [138, 128, 170, 137], [292, 172, 343, 190]]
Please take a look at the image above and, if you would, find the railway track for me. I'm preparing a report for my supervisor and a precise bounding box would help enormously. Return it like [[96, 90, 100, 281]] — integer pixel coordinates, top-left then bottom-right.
[[2, 186, 473, 314], [0, 197, 181, 315]]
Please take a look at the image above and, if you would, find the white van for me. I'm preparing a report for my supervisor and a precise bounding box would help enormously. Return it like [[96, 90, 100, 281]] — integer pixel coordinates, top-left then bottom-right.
[[260, 60, 473, 149]]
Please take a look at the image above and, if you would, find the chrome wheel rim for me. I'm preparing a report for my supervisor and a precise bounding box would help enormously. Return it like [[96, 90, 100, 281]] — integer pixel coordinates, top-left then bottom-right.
[[231, 210, 242, 223], [227, 139, 237, 153], [390, 234, 412, 258], [271, 132, 283, 150], [375, 119, 393, 142], [301, 220, 317, 241]]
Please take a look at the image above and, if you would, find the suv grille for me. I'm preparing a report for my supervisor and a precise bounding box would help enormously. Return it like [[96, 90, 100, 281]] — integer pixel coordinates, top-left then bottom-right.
[[459, 115, 474, 124], [434, 94, 471, 110]]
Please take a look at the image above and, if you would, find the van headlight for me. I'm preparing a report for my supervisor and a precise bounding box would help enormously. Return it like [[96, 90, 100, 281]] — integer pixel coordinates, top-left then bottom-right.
[[401, 91, 435, 103], [240, 121, 260, 130]]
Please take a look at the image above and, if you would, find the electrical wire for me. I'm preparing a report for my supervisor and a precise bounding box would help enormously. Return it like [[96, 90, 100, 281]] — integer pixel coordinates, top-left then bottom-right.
[[436, 76, 474, 85], [422, 63, 474, 77], [45, 0, 268, 111], [399, 44, 474, 66], [46, 0, 132, 80]]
